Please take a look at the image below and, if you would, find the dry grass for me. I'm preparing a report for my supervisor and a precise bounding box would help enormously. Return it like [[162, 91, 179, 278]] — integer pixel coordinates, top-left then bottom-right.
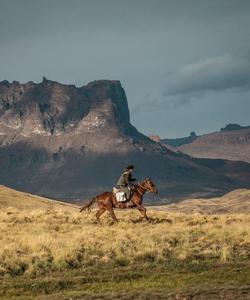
[[0, 207, 249, 277], [0, 184, 249, 284]]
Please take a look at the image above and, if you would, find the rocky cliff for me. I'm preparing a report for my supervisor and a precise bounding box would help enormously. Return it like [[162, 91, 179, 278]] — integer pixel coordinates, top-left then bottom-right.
[[0, 79, 250, 202], [0, 78, 159, 153]]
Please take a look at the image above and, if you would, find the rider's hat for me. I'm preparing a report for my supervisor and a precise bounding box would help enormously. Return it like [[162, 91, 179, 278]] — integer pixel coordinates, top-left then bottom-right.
[[124, 165, 134, 171]]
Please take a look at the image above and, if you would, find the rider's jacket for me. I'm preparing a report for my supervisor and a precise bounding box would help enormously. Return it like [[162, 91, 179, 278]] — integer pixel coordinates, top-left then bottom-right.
[[116, 171, 136, 187]]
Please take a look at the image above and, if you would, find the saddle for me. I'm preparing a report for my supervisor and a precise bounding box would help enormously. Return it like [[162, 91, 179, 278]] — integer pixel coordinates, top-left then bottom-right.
[[112, 187, 134, 208]]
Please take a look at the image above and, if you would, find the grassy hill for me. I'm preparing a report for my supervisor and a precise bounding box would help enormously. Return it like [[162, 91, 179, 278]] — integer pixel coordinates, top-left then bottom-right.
[[154, 189, 250, 214], [1, 183, 250, 214], [0, 185, 78, 211]]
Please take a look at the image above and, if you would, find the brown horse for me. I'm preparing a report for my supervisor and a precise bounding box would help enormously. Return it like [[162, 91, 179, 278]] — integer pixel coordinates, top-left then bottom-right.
[[80, 178, 158, 223]]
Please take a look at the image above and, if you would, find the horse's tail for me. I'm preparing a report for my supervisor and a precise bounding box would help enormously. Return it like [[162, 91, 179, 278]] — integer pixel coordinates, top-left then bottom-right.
[[79, 197, 97, 212]]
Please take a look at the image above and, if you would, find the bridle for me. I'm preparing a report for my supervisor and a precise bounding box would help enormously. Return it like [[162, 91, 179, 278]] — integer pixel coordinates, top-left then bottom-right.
[[144, 180, 155, 193], [136, 180, 154, 195]]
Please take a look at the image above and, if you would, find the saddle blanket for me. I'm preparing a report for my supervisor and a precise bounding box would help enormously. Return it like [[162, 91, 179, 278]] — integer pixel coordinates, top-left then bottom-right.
[[113, 187, 126, 202]]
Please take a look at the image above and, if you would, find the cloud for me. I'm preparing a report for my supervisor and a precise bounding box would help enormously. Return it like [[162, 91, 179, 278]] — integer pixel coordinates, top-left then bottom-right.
[[132, 53, 250, 114], [164, 54, 250, 97]]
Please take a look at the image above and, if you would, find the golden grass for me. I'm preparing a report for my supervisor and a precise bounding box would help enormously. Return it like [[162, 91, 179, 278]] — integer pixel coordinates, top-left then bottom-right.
[[0, 207, 249, 277], [0, 184, 249, 280]]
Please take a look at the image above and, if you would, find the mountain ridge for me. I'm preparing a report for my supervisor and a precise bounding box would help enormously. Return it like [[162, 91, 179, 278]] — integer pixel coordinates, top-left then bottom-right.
[[179, 127, 250, 163], [157, 123, 250, 163]]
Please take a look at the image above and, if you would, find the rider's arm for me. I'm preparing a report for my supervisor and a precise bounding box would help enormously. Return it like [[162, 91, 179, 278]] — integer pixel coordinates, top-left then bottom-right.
[[128, 173, 136, 182]]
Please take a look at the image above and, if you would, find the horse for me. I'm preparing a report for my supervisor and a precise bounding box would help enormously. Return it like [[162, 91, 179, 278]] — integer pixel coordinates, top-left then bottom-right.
[[79, 178, 158, 223]]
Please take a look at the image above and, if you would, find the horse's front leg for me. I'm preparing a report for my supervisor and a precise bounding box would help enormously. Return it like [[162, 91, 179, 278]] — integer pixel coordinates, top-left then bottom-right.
[[136, 204, 148, 220]]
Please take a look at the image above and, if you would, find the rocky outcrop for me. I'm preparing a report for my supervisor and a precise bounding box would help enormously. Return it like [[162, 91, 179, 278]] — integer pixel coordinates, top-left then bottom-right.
[[0, 79, 250, 202], [149, 135, 161, 143], [161, 132, 198, 147], [220, 123, 250, 132]]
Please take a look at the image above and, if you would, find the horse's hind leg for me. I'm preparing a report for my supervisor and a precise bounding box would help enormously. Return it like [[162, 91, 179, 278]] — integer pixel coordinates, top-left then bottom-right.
[[107, 207, 119, 223], [96, 208, 106, 224]]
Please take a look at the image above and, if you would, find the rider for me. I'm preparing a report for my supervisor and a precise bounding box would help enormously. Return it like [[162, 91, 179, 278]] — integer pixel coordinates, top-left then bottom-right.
[[116, 165, 137, 200]]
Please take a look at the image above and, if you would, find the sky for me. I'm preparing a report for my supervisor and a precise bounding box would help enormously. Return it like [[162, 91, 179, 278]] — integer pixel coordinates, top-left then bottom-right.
[[0, 0, 250, 138]]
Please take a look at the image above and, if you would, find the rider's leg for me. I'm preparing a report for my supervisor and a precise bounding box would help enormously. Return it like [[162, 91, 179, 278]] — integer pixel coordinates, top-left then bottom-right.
[[125, 188, 130, 200]]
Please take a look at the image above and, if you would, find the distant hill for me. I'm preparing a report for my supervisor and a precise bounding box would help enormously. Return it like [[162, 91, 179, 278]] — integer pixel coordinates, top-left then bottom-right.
[[153, 188, 250, 214], [179, 124, 250, 163], [0, 185, 78, 210], [161, 131, 198, 147]]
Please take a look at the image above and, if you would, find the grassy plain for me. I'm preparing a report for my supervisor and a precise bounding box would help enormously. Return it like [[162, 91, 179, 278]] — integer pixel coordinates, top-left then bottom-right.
[[0, 185, 250, 299]]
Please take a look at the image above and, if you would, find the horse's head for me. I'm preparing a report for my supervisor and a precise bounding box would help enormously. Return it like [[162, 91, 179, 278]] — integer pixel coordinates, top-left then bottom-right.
[[142, 178, 158, 194]]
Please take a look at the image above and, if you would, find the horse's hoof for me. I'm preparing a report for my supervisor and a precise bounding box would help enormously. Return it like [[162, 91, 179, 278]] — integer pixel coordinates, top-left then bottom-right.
[[109, 221, 116, 226]]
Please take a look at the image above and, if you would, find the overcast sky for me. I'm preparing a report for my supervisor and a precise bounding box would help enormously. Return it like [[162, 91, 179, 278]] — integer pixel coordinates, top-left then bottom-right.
[[0, 0, 250, 137]]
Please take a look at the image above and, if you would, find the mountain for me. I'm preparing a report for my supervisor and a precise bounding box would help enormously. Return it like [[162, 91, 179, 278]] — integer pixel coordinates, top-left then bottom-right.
[[1, 79, 250, 202], [178, 124, 250, 163]]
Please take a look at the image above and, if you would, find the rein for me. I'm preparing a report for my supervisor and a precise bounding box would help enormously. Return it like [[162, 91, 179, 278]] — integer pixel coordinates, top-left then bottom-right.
[[136, 182, 146, 196]]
